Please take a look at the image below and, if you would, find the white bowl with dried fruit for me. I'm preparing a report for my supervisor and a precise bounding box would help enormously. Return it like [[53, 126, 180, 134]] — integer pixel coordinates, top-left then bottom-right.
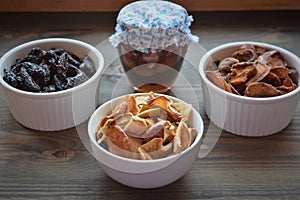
[[88, 92, 204, 188], [199, 41, 300, 137], [0, 38, 104, 131]]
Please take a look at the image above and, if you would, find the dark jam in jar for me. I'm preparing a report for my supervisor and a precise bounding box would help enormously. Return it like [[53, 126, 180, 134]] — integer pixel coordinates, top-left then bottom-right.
[[110, 1, 198, 93], [3, 47, 95, 93], [118, 43, 187, 93]]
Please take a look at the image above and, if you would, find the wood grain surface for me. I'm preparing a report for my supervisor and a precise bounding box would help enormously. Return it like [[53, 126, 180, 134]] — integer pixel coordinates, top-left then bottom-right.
[[0, 11, 300, 199]]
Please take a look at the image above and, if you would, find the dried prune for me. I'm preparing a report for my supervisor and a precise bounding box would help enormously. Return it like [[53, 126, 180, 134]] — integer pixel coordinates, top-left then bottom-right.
[[3, 47, 95, 92]]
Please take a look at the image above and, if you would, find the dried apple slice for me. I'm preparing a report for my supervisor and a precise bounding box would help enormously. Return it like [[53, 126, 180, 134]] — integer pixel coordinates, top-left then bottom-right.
[[112, 100, 128, 119], [138, 138, 173, 160], [143, 120, 166, 139], [127, 95, 139, 115], [138, 107, 161, 118], [148, 96, 182, 121], [163, 122, 176, 142], [123, 115, 148, 137], [173, 120, 192, 154], [101, 125, 142, 153]]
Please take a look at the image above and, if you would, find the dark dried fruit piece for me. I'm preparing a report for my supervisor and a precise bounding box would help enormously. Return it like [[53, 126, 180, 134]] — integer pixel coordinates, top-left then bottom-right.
[[3, 47, 95, 93]]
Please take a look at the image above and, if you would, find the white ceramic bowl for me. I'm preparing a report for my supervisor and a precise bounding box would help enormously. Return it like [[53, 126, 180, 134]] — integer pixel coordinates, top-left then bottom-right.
[[199, 41, 300, 137], [0, 38, 104, 131], [88, 93, 204, 188]]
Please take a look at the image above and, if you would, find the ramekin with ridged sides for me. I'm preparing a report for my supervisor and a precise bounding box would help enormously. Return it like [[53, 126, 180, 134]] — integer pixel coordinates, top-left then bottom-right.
[[0, 38, 104, 131], [198, 41, 300, 137]]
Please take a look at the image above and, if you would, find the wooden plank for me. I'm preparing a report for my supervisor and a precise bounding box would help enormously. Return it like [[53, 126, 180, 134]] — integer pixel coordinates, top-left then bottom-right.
[[0, 0, 299, 12]]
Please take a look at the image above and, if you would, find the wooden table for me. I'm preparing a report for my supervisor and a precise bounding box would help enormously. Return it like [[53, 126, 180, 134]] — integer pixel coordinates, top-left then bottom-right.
[[0, 11, 300, 199]]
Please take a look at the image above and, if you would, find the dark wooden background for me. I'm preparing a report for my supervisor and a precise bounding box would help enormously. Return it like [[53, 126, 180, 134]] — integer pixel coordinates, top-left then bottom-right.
[[0, 11, 300, 199]]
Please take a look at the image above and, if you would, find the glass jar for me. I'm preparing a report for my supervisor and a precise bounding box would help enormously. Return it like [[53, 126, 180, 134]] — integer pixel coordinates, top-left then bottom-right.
[[110, 0, 198, 93]]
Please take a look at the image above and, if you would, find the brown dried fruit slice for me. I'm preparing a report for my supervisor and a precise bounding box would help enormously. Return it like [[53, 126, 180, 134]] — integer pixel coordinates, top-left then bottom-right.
[[228, 62, 257, 86], [127, 95, 139, 115], [163, 122, 177, 142], [140, 138, 164, 153], [288, 66, 299, 85], [240, 44, 268, 56], [232, 48, 257, 62], [218, 57, 239, 73], [97, 116, 114, 133], [246, 60, 271, 85], [270, 67, 289, 79], [245, 82, 282, 97], [206, 59, 218, 71], [262, 72, 281, 87], [206, 71, 232, 93], [277, 78, 297, 93], [101, 125, 142, 153], [259, 50, 287, 68]]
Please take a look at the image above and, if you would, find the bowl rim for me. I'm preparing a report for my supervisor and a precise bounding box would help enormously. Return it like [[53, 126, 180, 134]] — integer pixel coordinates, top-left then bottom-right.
[[198, 41, 300, 104], [88, 93, 204, 165], [0, 38, 104, 99]]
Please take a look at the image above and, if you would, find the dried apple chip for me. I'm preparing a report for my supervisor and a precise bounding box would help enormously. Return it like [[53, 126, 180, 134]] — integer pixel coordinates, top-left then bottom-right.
[[148, 95, 182, 121], [173, 119, 193, 154]]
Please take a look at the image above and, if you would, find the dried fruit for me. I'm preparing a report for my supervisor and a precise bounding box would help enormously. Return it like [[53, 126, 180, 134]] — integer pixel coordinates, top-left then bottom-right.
[[96, 92, 197, 160], [3, 47, 95, 92], [245, 82, 282, 97], [206, 44, 298, 97]]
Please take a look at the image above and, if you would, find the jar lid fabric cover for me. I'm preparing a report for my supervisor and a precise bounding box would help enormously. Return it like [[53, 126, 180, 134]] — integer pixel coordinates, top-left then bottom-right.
[[109, 0, 199, 53]]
